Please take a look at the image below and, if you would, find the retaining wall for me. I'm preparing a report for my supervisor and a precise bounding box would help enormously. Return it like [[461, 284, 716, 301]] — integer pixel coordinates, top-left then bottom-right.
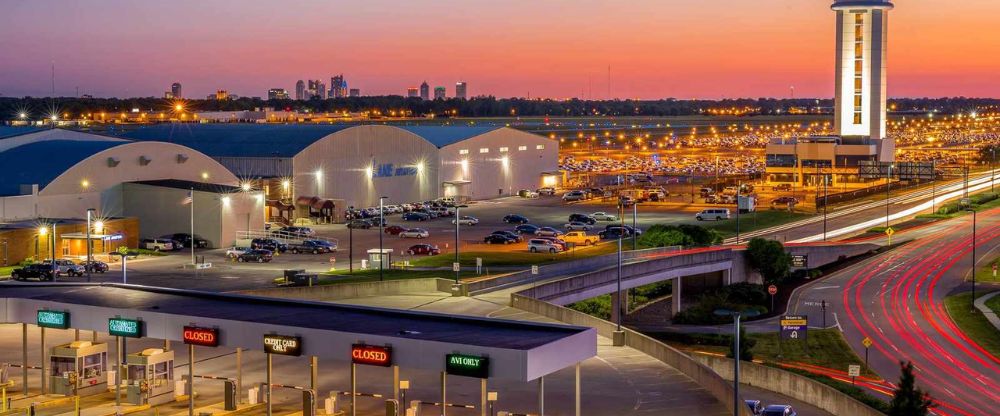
[[236, 278, 452, 300]]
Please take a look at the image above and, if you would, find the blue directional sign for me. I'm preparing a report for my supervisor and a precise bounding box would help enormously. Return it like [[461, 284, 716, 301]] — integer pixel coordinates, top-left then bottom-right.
[[780, 315, 808, 340]]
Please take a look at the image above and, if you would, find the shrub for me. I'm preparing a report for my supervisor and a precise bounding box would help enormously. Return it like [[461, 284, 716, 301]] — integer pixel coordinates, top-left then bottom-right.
[[746, 238, 792, 284]]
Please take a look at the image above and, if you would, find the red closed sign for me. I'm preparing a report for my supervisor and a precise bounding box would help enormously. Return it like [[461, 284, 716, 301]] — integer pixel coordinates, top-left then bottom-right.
[[352, 344, 392, 367], [183, 326, 219, 347]]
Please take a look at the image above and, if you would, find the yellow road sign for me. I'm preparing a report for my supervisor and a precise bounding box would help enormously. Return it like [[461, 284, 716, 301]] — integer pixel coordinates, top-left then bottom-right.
[[780, 319, 808, 326], [884, 227, 895, 236], [862, 337, 873, 348]]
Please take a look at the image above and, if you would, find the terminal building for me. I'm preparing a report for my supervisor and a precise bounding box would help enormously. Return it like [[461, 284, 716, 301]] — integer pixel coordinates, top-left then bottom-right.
[[119, 124, 559, 223], [765, 0, 894, 187]]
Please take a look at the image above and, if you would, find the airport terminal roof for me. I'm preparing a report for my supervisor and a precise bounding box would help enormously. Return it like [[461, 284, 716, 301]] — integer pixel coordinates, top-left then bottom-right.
[[117, 124, 503, 158], [0, 139, 122, 196]]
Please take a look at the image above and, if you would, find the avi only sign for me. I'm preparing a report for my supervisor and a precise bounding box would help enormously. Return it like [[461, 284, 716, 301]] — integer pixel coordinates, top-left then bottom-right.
[[446, 353, 489, 379]]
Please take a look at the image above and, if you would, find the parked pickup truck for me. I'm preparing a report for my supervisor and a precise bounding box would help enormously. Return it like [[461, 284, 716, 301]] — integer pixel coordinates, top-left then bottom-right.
[[562, 231, 597, 246]]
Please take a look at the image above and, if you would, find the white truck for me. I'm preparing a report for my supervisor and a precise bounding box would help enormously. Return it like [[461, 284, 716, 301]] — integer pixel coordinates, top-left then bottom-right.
[[562, 231, 597, 246], [737, 195, 757, 213]]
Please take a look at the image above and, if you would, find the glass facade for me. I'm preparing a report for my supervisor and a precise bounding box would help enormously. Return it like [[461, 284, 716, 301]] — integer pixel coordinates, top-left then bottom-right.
[[766, 154, 797, 167], [853, 12, 865, 125]]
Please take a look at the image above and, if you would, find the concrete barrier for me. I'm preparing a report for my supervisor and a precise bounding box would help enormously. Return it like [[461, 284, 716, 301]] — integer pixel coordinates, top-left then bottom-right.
[[693, 354, 885, 416], [510, 294, 753, 416], [236, 278, 453, 300]]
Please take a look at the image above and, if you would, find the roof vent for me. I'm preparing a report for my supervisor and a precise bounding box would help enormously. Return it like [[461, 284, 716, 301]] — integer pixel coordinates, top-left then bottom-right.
[[139, 156, 152, 166], [176, 154, 189, 164], [107, 157, 120, 167]]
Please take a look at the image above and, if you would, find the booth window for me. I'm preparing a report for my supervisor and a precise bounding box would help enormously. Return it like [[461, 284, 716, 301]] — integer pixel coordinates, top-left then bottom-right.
[[51, 357, 74, 376], [153, 361, 171, 386], [83, 352, 106, 378]]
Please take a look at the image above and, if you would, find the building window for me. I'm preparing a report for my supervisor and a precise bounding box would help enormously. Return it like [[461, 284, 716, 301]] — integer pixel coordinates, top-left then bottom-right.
[[459, 149, 469, 155], [479, 148, 489, 153], [535, 144, 545, 150], [499, 147, 509, 152], [518, 145, 528, 151], [852, 12, 865, 125]]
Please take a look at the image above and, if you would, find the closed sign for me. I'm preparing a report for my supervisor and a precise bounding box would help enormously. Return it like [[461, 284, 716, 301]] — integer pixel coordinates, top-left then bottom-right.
[[352, 344, 392, 367], [183, 326, 219, 347]]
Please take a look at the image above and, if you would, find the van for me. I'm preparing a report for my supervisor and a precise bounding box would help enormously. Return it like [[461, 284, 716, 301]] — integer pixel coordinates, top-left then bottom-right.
[[696, 209, 731, 221]]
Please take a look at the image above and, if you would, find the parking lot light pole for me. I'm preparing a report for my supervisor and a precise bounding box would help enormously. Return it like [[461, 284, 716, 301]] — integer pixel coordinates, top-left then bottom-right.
[[632, 203, 638, 251], [348, 206, 354, 274], [455, 204, 468, 283], [86, 209, 94, 282], [379, 196, 388, 282], [968, 208, 977, 305]]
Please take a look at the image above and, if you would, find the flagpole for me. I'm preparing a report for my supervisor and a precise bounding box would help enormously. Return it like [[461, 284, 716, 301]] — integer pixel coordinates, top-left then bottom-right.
[[190, 187, 195, 265]]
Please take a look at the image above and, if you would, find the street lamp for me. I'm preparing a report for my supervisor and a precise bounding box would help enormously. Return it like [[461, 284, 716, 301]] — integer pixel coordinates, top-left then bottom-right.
[[86, 209, 95, 282], [612, 197, 626, 346], [454, 204, 469, 283], [967, 208, 977, 305], [714, 308, 761, 416], [631, 202, 638, 251], [378, 196, 388, 282], [885, 164, 893, 228], [348, 205, 354, 274]]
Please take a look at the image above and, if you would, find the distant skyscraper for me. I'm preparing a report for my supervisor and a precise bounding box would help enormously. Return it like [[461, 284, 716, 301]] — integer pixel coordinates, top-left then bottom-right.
[[833, 0, 893, 161], [163, 91, 174, 99], [215, 90, 229, 100], [268, 88, 289, 100], [434, 86, 446, 100], [330, 75, 348, 98], [349, 88, 360, 97], [455, 81, 467, 100], [407, 87, 419, 98], [171, 82, 182, 99], [419, 81, 430, 100], [307, 80, 326, 99], [295, 80, 306, 100]]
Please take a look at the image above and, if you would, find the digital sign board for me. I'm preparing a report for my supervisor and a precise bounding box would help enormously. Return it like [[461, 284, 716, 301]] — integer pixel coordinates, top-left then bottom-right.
[[351, 344, 392, 367], [37, 310, 70, 329], [263, 334, 302, 356], [182, 326, 219, 347], [446, 353, 489, 379], [109, 318, 143, 338]]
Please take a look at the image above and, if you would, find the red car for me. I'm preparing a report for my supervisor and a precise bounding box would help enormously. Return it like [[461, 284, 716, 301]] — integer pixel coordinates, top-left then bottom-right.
[[406, 244, 441, 256], [384, 225, 406, 235]]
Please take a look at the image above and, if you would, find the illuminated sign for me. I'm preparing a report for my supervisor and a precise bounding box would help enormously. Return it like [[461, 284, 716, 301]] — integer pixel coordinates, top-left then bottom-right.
[[779, 315, 808, 340], [351, 344, 392, 367], [182, 326, 219, 347], [37, 310, 70, 329], [373, 164, 418, 178], [109, 318, 143, 338], [446, 353, 489, 379], [263, 334, 301, 356]]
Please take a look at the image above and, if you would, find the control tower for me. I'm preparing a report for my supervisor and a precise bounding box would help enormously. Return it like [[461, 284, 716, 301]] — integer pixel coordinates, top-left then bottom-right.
[[832, 0, 894, 162]]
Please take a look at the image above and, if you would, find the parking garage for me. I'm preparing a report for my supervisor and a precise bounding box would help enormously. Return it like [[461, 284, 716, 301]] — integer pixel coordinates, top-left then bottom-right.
[[0, 283, 595, 415]]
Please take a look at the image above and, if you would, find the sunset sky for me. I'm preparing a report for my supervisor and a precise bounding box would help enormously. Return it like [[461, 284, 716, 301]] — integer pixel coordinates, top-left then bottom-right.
[[1, 0, 998, 99]]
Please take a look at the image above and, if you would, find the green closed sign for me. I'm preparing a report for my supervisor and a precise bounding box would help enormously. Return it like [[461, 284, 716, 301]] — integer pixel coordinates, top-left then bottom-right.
[[446, 353, 489, 379], [37, 310, 69, 329], [109, 318, 143, 338]]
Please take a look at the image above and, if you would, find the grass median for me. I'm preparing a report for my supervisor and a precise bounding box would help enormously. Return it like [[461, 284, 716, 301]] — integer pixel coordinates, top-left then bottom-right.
[[943, 290, 1000, 358], [407, 240, 625, 268], [701, 209, 812, 238], [318, 268, 478, 284]]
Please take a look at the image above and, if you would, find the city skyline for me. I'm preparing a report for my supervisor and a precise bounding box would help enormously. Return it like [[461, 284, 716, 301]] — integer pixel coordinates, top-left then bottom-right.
[[1, 0, 999, 99]]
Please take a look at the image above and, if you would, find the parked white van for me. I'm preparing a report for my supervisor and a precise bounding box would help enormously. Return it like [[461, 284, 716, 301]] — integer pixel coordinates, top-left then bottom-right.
[[695, 208, 731, 221]]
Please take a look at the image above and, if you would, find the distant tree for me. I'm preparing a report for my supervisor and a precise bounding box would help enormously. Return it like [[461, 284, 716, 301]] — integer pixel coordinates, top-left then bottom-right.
[[887, 361, 935, 416], [745, 238, 792, 284]]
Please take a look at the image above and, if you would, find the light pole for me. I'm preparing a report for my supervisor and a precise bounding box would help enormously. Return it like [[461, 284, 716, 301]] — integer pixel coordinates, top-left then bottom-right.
[[454, 204, 469, 283], [378, 196, 388, 282], [735, 181, 741, 244], [617, 198, 624, 330], [632, 202, 638, 251], [991, 147, 996, 194], [714, 308, 760, 416], [885, 164, 892, 228], [86, 209, 94, 282], [823, 172, 829, 242], [968, 208, 977, 305], [348, 205, 354, 274]]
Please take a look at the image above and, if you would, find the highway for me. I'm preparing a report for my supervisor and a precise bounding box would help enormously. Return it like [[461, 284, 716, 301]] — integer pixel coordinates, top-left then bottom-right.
[[790, 210, 1000, 416]]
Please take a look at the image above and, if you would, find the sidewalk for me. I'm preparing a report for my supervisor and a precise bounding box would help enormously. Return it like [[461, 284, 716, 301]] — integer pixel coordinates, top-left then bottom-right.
[[973, 291, 1000, 331]]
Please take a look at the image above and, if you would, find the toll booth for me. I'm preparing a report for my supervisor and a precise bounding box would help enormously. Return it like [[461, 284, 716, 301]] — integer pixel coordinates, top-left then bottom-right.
[[366, 249, 392, 270], [49, 341, 108, 397], [125, 348, 175, 406]]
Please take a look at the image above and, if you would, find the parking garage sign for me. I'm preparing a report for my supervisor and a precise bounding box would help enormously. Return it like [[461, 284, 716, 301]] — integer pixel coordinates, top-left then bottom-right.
[[263, 334, 302, 356], [780, 315, 808, 340], [446, 353, 490, 378], [352, 344, 392, 367], [109, 318, 143, 338], [37, 310, 70, 329]]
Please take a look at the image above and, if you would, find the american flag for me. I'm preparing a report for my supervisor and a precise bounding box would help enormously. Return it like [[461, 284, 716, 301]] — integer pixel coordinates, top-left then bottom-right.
[[182, 190, 193, 205]]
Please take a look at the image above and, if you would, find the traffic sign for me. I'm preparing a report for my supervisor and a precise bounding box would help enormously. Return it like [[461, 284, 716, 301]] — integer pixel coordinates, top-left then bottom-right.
[[884, 227, 895, 237], [848, 365, 861, 377], [531, 265, 539, 275], [780, 315, 808, 340], [791, 255, 808, 268], [862, 337, 873, 348], [768, 285, 778, 295], [452, 262, 460, 272]]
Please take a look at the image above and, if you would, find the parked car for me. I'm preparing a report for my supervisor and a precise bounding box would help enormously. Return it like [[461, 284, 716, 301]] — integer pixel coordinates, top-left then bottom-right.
[[590, 212, 619, 221], [430, 207, 455, 217], [568, 213, 597, 225], [226, 246, 249, 258], [518, 189, 539, 198], [289, 240, 334, 254], [491, 230, 522, 242], [161, 233, 210, 249], [562, 231, 597, 246], [406, 244, 441, 255], [11, 263, 56, 281], [771, 196, 799, 206], [514, 224, 540, 235], [772, 183, 792, 192], [384, 225, 407, 235], [563, 222, 593, 231], [503, 214, 530, 224], [237, 249, 273, 263], [52, 259, 85, 276], [452, 216, 480, 226], [528, 239, 563, 253], [562, 190, 587, 201], [140, 238, 174, 251], [402, 212, 430, 221], [535, 227, 563, 237], [605, 224, 641, 236], [347, 219, 373, 229], [484, 234, 516, 244], [761, 405, 796, 416], [696, 208, 731, 221], [279, 226, 315, 236], [745, 400, 764, 416], [699, 187, 716, 197], [251, 238, 288, 253], [79, 260, 109, 273], [536, 187, 556, 196], [399, 228, 430, 239], [598, 229, 628, 240], [535, 236, 569, 250], [416, 208, 440, 218]]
